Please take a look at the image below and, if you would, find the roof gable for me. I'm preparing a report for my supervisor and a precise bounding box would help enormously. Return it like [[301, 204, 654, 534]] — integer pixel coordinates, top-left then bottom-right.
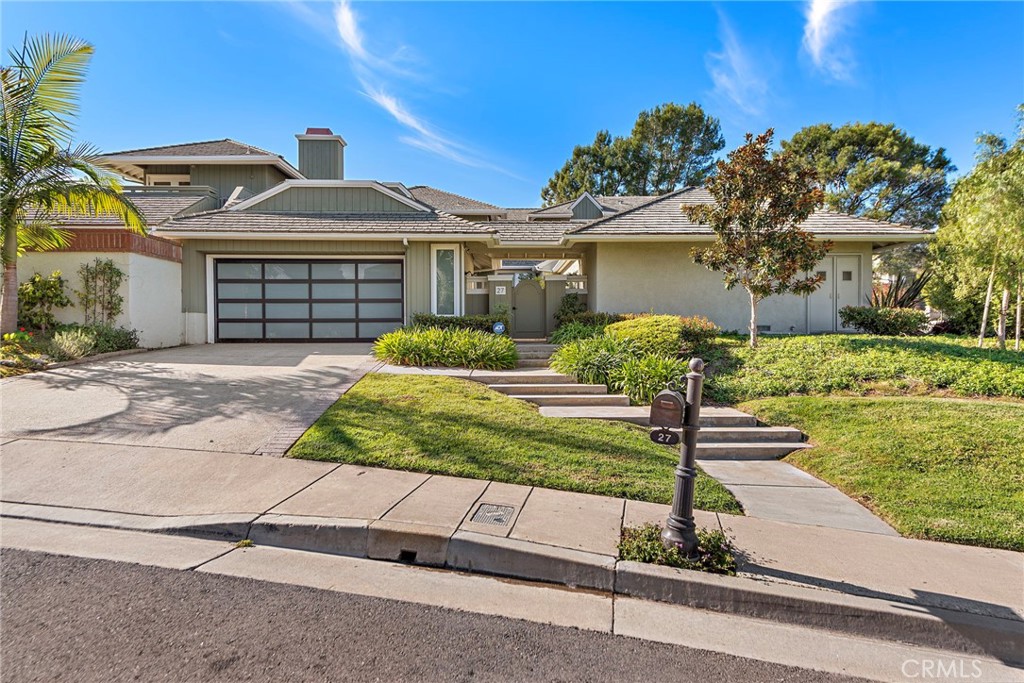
[[229, 181, 431, 214], [408, 185, 501, 214]]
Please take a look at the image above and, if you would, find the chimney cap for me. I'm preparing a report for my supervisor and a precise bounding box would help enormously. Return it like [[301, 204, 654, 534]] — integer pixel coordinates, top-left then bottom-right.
[[296, 128, 347, 145], [305, 127, 334, 135]]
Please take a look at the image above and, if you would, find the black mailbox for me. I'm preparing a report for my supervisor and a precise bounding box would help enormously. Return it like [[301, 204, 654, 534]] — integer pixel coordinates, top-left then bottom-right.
[[649, 389, 685, 428]]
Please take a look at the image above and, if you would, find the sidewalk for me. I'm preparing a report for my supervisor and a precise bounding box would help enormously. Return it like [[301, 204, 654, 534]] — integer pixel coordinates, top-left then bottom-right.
[[1, 438, 1022, 664]]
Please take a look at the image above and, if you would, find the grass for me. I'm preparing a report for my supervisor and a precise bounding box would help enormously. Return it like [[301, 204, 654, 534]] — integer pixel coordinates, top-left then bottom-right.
[[740, 396, 1024, 551], [619, 523, 737, 575], [289, 373, 742, 513], [704, 334, 1024, 403]]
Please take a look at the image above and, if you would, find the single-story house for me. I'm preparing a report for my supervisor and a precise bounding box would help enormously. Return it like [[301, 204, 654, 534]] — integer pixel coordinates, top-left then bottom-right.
[[20, 128, 929, 346]]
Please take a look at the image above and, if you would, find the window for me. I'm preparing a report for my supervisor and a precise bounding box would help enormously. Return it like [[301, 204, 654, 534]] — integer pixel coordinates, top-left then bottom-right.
[[146, 174, 191, 187], [431, 244, 461, 316], [842, 271, 853, 282], [816, 270, 827, 281]]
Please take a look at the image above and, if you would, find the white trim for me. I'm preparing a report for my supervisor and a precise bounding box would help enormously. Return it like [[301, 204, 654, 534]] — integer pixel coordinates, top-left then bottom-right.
[[430, 244, 462, 316], [145, 173, 191, 186], [564, 233, 928, 245], [296, 133, 348, 146], [226, 179, 432, 213], [568, 192, 603, 216], [486, 274, 515, 281], [102, 155, 304, 180], [154, 230, 493, 242], [204, 253, 406, 344]]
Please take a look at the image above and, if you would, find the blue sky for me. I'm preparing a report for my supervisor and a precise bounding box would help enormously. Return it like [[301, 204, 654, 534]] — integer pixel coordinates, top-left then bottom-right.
[[3, 1, 1023, 207]]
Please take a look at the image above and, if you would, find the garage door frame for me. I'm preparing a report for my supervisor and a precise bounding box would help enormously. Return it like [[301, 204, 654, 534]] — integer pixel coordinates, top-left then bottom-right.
[[204, 254, 406, 343]]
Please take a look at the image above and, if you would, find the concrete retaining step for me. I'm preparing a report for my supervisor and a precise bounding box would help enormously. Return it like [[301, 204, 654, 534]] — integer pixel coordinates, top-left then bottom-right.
[[511, 394, 632, 407], [696, 442, 812, 460], [514, 343, 558, 353], [489, 383, 608, 395], [471, 371, 577, 385], [695, 426, 804, 444], [538, 405, 758, 427], [516, 359, 551, 368], [516, 351, 554, 360]]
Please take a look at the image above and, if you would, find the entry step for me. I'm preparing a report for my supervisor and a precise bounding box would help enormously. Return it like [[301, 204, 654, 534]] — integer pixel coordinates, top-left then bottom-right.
[[538, 405, 758, 427], [489, 383, 607, 395], [510, 394, 631, 407], [695, 442, 812, 460], [471, 370, 576, 385]]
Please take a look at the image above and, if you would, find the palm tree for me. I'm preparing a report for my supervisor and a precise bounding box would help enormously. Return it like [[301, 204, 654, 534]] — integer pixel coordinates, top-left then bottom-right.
[[1, 33, 145, 334]]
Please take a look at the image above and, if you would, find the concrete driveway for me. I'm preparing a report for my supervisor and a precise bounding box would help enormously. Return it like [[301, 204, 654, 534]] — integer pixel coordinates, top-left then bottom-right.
[[0, 343, 375, 455]]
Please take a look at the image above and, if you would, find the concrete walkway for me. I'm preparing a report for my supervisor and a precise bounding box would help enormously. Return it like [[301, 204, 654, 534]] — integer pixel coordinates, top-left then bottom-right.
[[1, 343, 375, 456]]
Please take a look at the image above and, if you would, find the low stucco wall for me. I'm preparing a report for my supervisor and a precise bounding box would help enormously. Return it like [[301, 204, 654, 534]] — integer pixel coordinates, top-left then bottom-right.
[[17, 251, 183, 348], [590, 241, 874, 334]]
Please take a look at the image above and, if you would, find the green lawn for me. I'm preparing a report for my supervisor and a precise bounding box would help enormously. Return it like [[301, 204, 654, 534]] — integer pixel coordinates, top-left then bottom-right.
[[740, 396, 1024, 551], [290, 373, 741, 514], [704, 334, 1024, 403]]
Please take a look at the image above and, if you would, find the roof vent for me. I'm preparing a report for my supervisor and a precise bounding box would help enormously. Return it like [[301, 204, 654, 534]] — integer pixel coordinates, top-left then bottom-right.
[[296, 128, 347, 180]]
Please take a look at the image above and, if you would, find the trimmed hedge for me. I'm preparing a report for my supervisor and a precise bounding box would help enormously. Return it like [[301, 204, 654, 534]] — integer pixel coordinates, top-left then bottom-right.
[[411, 312, 510, 333], [373, 327, 517, 370], [605, 314, 720, 356], [839, 306, 928, 336]]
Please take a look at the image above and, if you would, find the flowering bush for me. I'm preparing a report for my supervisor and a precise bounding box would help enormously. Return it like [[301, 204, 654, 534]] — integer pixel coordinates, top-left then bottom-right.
[[3, 329, 34, 345]]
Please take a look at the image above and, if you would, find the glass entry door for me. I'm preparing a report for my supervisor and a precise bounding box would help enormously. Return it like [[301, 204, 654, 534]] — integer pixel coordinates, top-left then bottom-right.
[[214, 259, 403, 342]]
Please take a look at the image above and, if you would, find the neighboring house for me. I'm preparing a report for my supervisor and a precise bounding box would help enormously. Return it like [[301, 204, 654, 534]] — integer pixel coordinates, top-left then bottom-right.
[[19, 128, 928, 346]]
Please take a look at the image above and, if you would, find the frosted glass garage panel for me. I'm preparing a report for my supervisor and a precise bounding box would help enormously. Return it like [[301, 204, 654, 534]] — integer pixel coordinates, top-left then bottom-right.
[[359, 282, 402, 299], [358, 263, 401, 279], [313, 322, 357, 338], [312, 303, 356, 319], [264, 263, 308, 280], [312, 282, 356, 299], [219, 283, 262, 299], [218, 303, 262, 319], [266, 303, 310, 319], [265, 283, 309, 299], [265, 322, 309, 339], [218, 263, 261, 279], [312, 263, 356, 280], [360, 302, 403, 319], [359, 321, 402, 338], [218, 322, 262, 339]]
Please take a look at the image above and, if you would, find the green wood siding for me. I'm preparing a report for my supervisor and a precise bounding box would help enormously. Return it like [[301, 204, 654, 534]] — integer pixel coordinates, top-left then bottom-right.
[[246, 186, 418, 213], [181, 239, 406, 313], [405, 241, 431, 319], [298, 139, 344, 180], [190, 165, 285, 200], [572, 197, 604, 220]]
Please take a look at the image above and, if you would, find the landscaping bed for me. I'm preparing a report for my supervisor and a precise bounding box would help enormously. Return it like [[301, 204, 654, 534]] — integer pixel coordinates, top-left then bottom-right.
[[289, 373, 741, 513], [741, 396, 1024, 551], [1, 324, 139, 378]]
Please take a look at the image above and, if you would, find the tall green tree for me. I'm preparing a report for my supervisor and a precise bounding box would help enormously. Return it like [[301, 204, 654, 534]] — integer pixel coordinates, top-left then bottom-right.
[[930, 111, 1024, 350], [686, 129, 829, 348], [782, 122, 954, 279], [541, 102, 724, 206], [1, 34, 144, 334]]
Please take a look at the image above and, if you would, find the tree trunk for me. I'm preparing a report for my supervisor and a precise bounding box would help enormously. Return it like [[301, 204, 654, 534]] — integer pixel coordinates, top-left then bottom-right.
[[748, 290, 759, 349], [1, 220, 19, 335], [977, 250, 998, 348], [997, 287, 1010, 350], [1015, 277, 1022, 352]]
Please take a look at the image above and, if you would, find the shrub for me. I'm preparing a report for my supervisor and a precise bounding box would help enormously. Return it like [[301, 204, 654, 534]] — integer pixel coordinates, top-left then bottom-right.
[[549, 321, 604, 345], [553, 292, 588, 325], [559, 311, 625, 327], [618, 523, 737, 575], [603, 315, 678, 357], [549, 335, 636, 386], [77, 258, 126, 325], [86, 324, 140, 354], [610, 355, 690, 405], [678, 316, 721, 352], [410, 312, 509, 333], [373, 327, 517, 370], [839, 306, 928, 336], [48, 328, 96, 361], [17, 271, 72, 333]]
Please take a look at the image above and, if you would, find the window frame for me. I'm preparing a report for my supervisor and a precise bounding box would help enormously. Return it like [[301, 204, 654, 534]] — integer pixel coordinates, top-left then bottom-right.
[[430, 244, 462, 316]]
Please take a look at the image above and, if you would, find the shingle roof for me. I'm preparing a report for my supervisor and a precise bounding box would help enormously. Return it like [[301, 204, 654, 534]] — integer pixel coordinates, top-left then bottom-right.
[[530, 195, 655, 218], [37, 192, 211, 227], [491, 220, 573, 243], [571, 187, 929, 237], [105, 138, 280, 158], [157, 210, 494, 235], [408, 186, 501, 213]]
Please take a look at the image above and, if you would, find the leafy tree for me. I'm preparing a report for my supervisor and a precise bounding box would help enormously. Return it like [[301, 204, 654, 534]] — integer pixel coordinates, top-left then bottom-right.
[[542, 102, 724, 205], [686, 129, 829, 348], [1, 34, 145, 334], [930, 112, 1024, 350]]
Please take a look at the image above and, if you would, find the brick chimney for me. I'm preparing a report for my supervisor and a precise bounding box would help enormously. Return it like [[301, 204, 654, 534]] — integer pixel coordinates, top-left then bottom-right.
[[296, 127, 346, 180]]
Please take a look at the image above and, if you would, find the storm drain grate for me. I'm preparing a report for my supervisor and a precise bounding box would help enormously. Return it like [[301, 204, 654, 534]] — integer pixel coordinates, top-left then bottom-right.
[[470, 503, 516, 527]]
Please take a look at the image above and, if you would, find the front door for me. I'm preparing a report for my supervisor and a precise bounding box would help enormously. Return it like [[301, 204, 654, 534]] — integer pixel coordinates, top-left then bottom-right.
[[807, 255, 862, 333], [512, 278, 546, 338], [834, 255, 861, 331]]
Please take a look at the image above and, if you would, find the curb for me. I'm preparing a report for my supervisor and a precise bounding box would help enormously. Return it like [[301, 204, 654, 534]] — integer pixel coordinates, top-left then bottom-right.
[[4, 503, 1021, 665]]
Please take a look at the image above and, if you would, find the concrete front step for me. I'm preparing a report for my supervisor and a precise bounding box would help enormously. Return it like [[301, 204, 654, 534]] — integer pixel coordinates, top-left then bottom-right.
[[511, 394, 632, 407], [517, 351, 554, 360], [696, 442, 812, 460], [516, 358, 552, 368], [539, 405, 758, 428], [471, 370, 576, 385], [695, 426, 804, 444], [514, 343, 558, 353], [489, 383, 608, 395]]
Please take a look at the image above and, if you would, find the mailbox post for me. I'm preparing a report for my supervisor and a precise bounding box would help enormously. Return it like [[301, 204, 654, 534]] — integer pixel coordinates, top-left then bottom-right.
[[660, 358, 705, 559]]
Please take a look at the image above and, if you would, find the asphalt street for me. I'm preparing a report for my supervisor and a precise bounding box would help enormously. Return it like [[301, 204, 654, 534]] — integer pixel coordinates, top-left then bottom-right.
[[0, 549, 863, 683]]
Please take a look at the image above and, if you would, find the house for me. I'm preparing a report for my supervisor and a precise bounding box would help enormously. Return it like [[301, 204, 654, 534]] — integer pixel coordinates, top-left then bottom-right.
[[20, 128, 929, 346]]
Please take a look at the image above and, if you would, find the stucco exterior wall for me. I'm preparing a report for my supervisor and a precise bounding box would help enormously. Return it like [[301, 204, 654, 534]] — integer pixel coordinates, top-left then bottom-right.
[[17, 251, 182, 348], [590, 241, 875, 334]]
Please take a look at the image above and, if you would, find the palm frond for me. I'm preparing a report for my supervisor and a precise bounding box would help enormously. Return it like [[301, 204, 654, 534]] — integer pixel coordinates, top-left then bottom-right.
[[0, 218, 72, 255]]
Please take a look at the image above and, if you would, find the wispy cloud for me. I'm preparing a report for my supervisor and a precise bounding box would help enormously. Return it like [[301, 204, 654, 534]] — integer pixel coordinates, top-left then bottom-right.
[[802, 0, 856, 81], [284, 0, 515, 176], [705, 12, 768, 116]]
